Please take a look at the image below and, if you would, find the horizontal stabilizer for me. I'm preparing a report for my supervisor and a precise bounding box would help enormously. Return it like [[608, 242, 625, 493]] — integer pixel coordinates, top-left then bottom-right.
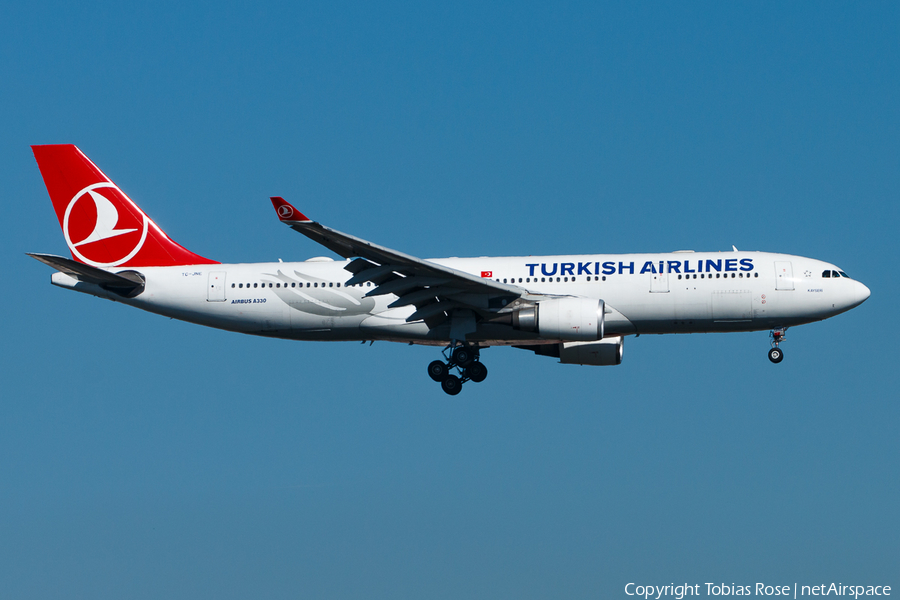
[[27, 252, 145, 297]]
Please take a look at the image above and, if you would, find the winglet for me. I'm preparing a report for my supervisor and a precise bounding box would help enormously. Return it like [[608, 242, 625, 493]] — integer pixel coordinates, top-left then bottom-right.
[[270, 197, 311, 223]]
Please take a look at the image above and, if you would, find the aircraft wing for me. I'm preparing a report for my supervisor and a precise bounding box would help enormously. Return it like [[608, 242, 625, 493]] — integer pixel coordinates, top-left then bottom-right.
[[270, 197, 527, 327]]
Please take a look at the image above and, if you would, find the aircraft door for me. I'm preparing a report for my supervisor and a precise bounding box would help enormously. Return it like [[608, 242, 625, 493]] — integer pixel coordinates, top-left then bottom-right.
[[208, 271, 227, 301], [650, 269, 669, 293], [774, 261, 794, 291]]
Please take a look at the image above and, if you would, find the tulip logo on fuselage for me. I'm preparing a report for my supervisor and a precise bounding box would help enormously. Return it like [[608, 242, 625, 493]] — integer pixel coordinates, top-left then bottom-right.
[[63, 183, 149, 267]]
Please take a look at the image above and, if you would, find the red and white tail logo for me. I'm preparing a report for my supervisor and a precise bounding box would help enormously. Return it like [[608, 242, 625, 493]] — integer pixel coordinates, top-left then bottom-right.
[[33, 145, 217, 268]]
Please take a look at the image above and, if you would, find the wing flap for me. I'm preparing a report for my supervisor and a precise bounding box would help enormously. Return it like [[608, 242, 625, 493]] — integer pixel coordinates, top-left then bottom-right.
[[344, 257, 379, 274], [388, 286, 463, 309], [365, 276, 452, 298], [408, 300, 462, 322], [346, 264, 399, 286]]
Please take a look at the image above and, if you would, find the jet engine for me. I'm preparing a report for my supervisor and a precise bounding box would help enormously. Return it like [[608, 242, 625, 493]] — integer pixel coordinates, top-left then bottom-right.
[[512, 298, 604, 341], [559, 337, 624, 366]]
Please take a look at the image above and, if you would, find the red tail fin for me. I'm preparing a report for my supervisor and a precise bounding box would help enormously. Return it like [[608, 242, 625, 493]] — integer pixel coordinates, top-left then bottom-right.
[[32, 144, 218, 268]]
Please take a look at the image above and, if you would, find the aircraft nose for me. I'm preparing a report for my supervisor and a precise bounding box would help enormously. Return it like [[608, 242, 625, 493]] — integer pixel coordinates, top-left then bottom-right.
[[857, 281, 871, 303], [849, 280, 871, 309]]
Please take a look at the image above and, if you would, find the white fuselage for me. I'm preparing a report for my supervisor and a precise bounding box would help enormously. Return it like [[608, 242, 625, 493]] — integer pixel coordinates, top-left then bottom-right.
[[51, 251, 870, 346]]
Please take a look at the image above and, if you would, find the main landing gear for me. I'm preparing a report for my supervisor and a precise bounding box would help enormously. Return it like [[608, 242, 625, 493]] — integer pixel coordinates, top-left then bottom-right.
[[768, 328, 786, 363], [427, 344, 488, 395]]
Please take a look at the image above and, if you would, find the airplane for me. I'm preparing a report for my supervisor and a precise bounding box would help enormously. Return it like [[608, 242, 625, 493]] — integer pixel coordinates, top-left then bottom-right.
[[29, 144, 871, 395]]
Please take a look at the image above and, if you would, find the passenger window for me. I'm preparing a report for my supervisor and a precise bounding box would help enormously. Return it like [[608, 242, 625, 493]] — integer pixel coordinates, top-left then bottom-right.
[[602, 276, 606, 281], [678, 275, 682, 280], [541, 278, 545, 282], [556, 277, 560, 282], [253, 283, 258, 288], [329, 283, 333, 287], [238, 283, 243, 288]]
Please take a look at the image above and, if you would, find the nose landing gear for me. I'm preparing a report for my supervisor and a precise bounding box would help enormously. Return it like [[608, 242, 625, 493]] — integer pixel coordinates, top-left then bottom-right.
[[768, 328, 786, 363], [426, 343, 488, 395]]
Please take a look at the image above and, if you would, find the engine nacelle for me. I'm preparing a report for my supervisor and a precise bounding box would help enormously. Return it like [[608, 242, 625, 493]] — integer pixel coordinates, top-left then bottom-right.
[[512, 298, 604, 341], [559, 337, 624, 366]]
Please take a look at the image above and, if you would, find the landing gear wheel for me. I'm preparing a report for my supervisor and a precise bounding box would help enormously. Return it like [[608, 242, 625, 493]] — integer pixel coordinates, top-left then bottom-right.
[[428, 360, 449, 382], [768, 348, 784, 364], [452, 346, 476, 368], [466, 362, 488, 383], [441, 375, 462, 395]]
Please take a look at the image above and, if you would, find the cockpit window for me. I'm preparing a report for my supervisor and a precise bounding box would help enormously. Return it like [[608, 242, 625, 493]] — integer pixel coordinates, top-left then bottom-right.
[[839, 271, 849, 278], [822, 270, 831, 278]]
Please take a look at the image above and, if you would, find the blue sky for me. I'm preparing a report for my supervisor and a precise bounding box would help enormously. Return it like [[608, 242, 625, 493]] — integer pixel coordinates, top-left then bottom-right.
[[2, 2, 897, 598]]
